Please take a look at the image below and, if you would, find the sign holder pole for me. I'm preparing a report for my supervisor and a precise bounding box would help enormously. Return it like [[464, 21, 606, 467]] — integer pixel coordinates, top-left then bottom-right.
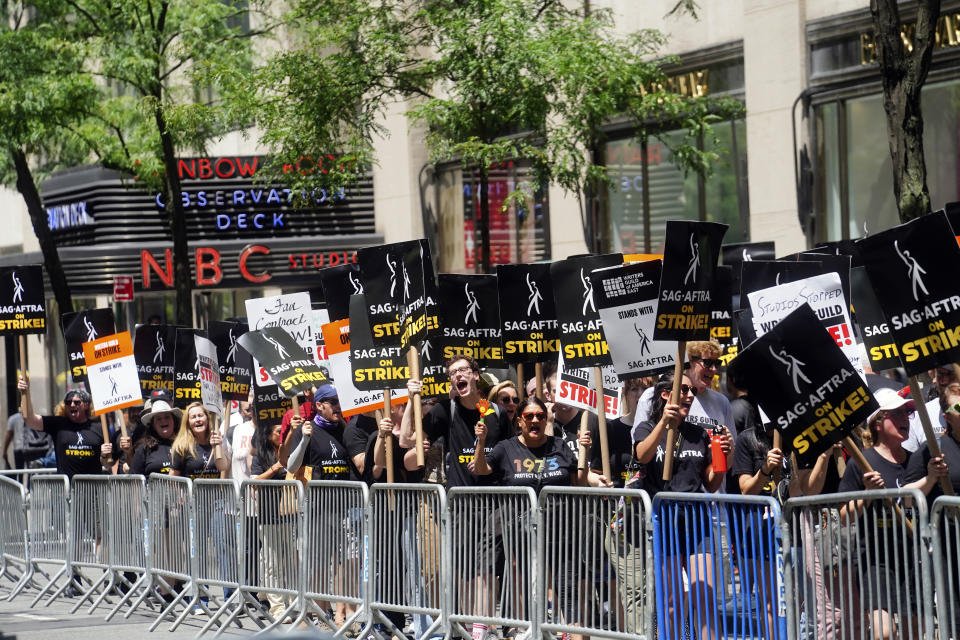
[[577, 411, 590, 473], [535, 363, 545, 401], [593, 366, 612, 482], [406, 347, 425, 468], [217, 407, 230, 474], [382, 390, 395, 484], [98, 414, 110, 447], [842, 436, 915, 533], [772, 431, 783, 484], [907, 376, 954, 496], [115, 410, 128, 439], [662, 341, 686, 482], [516, 364, 525, 400], [953, 363, 960, 389], [17, 336, 27, 414]]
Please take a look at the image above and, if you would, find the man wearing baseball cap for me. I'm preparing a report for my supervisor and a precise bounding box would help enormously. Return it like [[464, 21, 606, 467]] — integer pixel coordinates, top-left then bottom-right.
[[17, 375, 108, 478]]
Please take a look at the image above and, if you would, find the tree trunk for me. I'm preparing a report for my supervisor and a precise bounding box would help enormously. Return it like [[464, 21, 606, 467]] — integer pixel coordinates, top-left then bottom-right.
[[12, 147, 73, 315], [479, 167, 491, 273], [870, 0, 940, 222], [154, 104, 193, 326]]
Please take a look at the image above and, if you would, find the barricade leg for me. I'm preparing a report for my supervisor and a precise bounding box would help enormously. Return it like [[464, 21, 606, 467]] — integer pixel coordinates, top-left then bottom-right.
[[17, 475, 70, 606], [191, 480, 244, 638], [67, 476, 113, 615]]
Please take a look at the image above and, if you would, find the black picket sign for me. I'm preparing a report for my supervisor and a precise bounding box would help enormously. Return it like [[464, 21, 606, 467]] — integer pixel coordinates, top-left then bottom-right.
[[133, 324, 178, 400], [0, 265, 46, 335], [710, 265, 734, 345], [347, 293, 409, 392], [357, 240, 428, 353], [237, 326, 327, 398], [61, 308, 116, 387], [253, 384, 292, 430], [722, 241, 776, 267], [729, 304, 877, 467], [496, 263, 560, 364], [550, 253, 622, 368], [789, 251, 853, 311], [208, 320, 252, 402], [319, 263, 364, 322], [437, 274, 504, 368], [856, 211, 960, 376], [739, 261, 822, 304], [654, 221, 727, 341], [734, 308, 757, 347], [850, 267, 901, 372], [174, 328, 206, 408]]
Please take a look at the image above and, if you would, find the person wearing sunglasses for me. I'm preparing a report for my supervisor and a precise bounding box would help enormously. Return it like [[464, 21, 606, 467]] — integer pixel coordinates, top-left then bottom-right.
[[904, 381, 960, 503], [633, 373, 732, 640], [17, 376, 108, 478], [488, 380, 520, 426]]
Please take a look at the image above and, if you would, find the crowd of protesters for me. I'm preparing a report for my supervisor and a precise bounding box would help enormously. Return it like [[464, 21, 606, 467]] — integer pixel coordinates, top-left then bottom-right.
[[8, 342, 960, 639]]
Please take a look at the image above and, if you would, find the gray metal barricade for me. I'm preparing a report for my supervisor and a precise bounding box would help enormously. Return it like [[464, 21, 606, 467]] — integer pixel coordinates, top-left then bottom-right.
[[144, 474, 195, 632], [68, 474, 112, 614], [0, 468, 57, 486], [297, 479, 368, 635], [192, 478, 241, 637], [368, 483, 446, 640], [102, 475, 149, 620], [929, 496, 960, 640], [448, 487, 538, 640], [782, 489, 933, 640], [539, 486, 654, 640], [10, 474, 70, 605], [231, 478, 302, 633], [0, 475, 28, 590]]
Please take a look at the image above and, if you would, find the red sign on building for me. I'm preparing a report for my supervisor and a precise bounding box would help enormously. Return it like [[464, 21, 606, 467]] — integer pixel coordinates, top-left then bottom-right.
[[113, 275, 134, 302]]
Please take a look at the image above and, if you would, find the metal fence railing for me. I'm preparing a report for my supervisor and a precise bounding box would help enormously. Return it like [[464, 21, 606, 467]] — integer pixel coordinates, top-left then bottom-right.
[[6, 475, 960, 640]]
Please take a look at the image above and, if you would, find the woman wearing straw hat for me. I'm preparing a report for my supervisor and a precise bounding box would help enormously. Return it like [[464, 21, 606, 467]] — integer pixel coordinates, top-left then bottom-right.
[[127, 400, 182, 476]]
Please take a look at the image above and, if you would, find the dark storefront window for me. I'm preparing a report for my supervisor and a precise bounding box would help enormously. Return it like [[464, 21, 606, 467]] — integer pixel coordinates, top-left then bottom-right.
[[600, 119, 749, 254]]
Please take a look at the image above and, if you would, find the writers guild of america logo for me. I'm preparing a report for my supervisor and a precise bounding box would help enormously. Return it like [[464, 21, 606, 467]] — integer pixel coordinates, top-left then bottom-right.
[[11, 271, 24, 303], [526, 272, 542, 316], [684, 233, 700, 286], [153, 331, 166, 364], [464, 283, 480, 324], [894, 239, 929, 302], [349, 271, 363, 295], [225, 329, 238, 365], [580, 269, 595, 314], [84, 316, 98, 342], [263, 334, 289, 359], [769, 345, 811, 395]]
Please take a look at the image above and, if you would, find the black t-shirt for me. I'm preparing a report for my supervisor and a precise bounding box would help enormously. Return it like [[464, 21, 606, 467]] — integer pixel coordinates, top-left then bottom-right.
[[129, 440, 173, 476], [171, 442, 220, 479], [286, 421, 357, 481], [731, 427, 790, 498], [838, 447, 913, 565], [42, 416, 105, 477], [362, 431, 424, 484], [111, 421, 147, 465], [633, 420, 711, 495], [730, 396, 762, 435], [553, 409, 584, 458], [251, 454, 286, 480], [344, 414, 378, 459], [485, 436, 578, 493], [423, 398, 508, 488], [905, 432, 960, 504], [585, 414, 636, 488]]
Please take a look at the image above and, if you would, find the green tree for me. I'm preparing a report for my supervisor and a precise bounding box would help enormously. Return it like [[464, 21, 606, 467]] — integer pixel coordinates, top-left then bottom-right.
[[0, 1, 98, 315], [870, 0, 940, 222]]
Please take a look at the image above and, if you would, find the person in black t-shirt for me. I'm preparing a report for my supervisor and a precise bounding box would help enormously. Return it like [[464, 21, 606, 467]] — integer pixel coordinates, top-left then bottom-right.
[[125, 400, 181, 476], [170, 403, 229, 479], [284, 384, 356, 481], [344, 412, 378, 476], [366, 404, 422, 484], [18, 377, 109, 478]]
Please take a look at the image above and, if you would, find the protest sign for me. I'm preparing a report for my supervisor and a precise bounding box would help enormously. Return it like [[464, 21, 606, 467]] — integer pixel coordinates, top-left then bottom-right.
[[850, 266, 901, 372], [721, 241, 775, 302], [194, 335, 222, 416], [417, 254, 448, 398], [0, 265, 45, 335], [62, 309, 116, 386], [710, 265, 734, 345], [245, 291, 314, 387], [555, 355, 620, 420], [728, 304, 877, 467], [133, 324, 177, 400], [496, 263, 560, 364], [319, 263, 364, 322], [550, 253, 621, 368], [654, 221, 726, 341], [253, 384, 291, 430], [321, 318, 406, 417], [739, 261, 822, 303], [312, 307, 330, 372], [590, 259, 676, 379], [734, 308, 757, 347], [82, 331, 142, 414], [855, 211, 960, 376], [237, 326, 328, 397], [358, 240, 428, 352], [437, 274, 504, 367], [786, 251, 853, 311], [174, 328, 205, 407], [348, 294, 410, 391], [207, 320, 252, 401], [747, 272, 863, 377]]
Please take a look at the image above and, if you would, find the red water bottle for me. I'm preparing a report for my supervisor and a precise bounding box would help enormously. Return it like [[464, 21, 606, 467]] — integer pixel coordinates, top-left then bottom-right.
[[711, 426, 727, 473]]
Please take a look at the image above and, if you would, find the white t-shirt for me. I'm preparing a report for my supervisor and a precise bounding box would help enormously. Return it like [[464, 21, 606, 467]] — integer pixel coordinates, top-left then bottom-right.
[[904, 397, 945, 453], [229, 418, 256, 485]]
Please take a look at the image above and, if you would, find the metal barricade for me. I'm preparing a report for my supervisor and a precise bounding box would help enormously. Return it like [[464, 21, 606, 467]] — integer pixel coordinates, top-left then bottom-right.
[[11, 474, 70, 605], [448, 487, 538, 640], [368, 483, 446, 640], [0, 468, 57, 487], [782, 489, 933, 640], [232, 478, 302, 633], [539, 486, 653, 640], [931, 496, 960, 640], [298, 479, 368, 634], [192, 479, 241, 637], [68, 474, 112, 614], [0, 475, 28, 590], [144, 474, 195, 632], [102, 475, 149, 620], [652, 492, 785, 640]]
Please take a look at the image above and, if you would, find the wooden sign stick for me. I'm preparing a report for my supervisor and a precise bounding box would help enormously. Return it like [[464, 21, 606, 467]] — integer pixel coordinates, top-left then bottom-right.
[[535, 362, 545, 401], [842, 436, 914, 534], [99, 414, 110, 446], [18, 336, 27, 415], [662, 341, 686, 483], [407, 347, 425, 468], [908, 376, 954, 496], [594, 366, 612, 482], [577, 410, 590, 473], [382, 389, 395, 483], [516, 363, 525, 400], [772, 431, 783, 484]]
